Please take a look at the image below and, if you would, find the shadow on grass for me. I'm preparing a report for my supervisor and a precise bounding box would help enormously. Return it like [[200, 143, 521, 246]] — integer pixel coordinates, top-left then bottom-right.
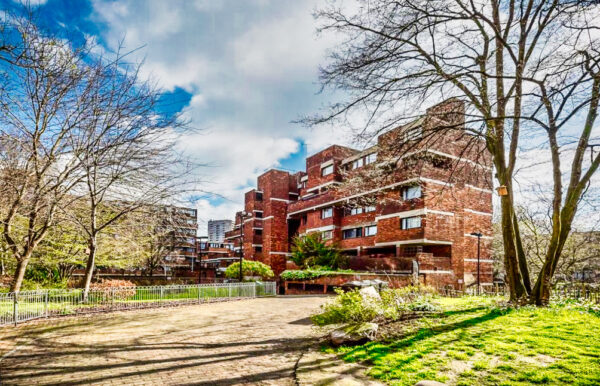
[[340, 308, 511, 369], [438, 306, 489, 317]]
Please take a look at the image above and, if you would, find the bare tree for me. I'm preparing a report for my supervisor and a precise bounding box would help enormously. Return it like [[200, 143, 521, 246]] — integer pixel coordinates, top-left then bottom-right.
[[310, 0, 600, 304], [513, 205, 600, 281], [0, 18, 93, 292], [65, 51, 191, 298]]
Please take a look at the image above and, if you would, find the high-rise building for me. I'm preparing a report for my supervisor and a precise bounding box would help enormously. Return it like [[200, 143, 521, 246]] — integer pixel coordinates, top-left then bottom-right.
[[208, 219, 234, 243]]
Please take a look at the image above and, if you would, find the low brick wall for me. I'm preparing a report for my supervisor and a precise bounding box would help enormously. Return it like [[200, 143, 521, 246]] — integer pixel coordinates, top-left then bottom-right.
[[283, 272, 416, 295]]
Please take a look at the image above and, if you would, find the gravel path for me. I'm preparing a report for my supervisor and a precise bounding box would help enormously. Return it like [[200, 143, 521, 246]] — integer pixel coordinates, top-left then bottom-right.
[[0, 296, 328, 385]]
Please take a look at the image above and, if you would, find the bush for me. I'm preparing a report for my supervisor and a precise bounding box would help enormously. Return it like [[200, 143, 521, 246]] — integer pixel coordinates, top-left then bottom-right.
[[224, 259, 274, 280], [290, 233, 347, 269], [279, 268, 354, 281], [312, 286, 440, 326], [312, 288, 381, 326], [22, 266, 69, 290], [90, 279, 136, 300]]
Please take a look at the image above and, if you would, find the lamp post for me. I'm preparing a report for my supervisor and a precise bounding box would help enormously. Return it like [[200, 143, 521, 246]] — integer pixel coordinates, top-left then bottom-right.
[[237, 211, 249, 283], [470, 232, 483, 295]]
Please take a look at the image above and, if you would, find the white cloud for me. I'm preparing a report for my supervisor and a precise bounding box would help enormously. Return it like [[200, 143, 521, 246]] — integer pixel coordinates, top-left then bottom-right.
[[89, 0, 357, 231], [231, 11, 333, 82]]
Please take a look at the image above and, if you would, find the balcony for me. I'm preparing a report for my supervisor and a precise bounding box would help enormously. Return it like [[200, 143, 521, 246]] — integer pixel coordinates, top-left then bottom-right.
[[288, 191, 339, 217]]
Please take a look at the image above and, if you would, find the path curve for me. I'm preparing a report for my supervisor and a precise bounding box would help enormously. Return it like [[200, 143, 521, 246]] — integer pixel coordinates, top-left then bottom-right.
[[0, 296, 328, 385]]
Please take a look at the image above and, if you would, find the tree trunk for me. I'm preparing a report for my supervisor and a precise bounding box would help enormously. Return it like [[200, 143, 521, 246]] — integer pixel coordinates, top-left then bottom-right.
[[500, 194, 528, 302], [82, 237, 97, 300], [10, 256, 30, 293], [531, 207, 576, 305]]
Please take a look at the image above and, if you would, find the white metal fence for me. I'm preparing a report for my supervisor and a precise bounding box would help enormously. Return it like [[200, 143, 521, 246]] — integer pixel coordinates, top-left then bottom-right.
[[0, 281, 276, 327]]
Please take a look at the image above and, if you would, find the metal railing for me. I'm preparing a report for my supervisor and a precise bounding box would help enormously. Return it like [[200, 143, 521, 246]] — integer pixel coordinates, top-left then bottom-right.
[[437, 284, 600, 304], [0, 281, 276, 327]]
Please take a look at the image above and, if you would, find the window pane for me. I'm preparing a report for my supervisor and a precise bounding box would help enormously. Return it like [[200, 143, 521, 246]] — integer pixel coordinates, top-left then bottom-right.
[[364, 206, 376, 213], [321, 165, 334, 176], [322, 230, 332, 240], [365, 225, 377, 236], [322, 207, 333, 218], [342, 228, 362, 239], [352, 158, 363, 169], [365, 153, 377, 164], [350, 207, 363, 215], [404, 126, 423, 142], [401, 216, 422, 229], [403, 186, 422, 200]]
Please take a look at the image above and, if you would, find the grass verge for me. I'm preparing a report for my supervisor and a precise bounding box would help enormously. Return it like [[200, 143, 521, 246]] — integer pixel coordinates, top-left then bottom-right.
[[327, 297, 600, 385]]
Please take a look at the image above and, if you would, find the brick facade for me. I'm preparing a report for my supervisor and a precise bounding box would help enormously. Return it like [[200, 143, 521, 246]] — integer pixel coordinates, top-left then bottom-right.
[[225, 99, 493, 290]]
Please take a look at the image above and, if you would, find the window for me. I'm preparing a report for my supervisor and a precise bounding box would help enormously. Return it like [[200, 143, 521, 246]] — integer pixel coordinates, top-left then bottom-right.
[[322, 230, 333, 240], [342, 227, 363, 239], [401, 216, 422, 229], [352, 158, 363, 169], [403, 185, 422, 200], [254, 246, 262, 252], [321, 207, 333, 219], [404, 126, 422, 142], [255, 211, 263, 218], [364, 225, 377, 236], [321, 164, 334, 176], [254, 229, 262, 236], [365, 153, 377, 165], [301, 214, 307, 225], [350, 207, 363, 215], [364, 205, 376, 213], [255, 192, 263, 201]]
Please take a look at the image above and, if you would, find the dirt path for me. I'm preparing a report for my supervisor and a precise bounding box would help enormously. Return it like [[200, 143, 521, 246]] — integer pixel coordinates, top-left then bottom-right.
[[0, 296, 328, 385]]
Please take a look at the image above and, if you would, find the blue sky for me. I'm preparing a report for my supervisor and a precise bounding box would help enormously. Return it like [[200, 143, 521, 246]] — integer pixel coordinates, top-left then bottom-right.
[[2, 0, 361, 233], [4, 0, 598, 231]]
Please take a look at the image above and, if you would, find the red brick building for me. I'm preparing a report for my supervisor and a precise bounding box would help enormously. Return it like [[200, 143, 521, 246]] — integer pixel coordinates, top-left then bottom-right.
[[197, 236, 237, 282], [225, 100, 493, 290]]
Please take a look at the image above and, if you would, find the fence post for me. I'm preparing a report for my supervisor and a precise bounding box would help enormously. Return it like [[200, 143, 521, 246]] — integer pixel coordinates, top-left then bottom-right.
[[197, 284, 201, 304], [228, 283, 232, 298], [253, 283, 256, 298], [44, 291, 49, 318], [111, 288, 115, 310], [160, 287, 164, 303], [13, 293, 18, 326]]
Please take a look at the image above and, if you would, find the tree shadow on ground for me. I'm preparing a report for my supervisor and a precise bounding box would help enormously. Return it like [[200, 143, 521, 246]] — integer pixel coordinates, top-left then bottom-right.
[[340, 308, 510, 369], [0, 335, 341, 386]]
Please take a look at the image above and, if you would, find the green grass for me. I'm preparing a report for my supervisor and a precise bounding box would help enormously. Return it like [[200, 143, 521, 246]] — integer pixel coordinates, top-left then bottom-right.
[[328, 297, 600, 385]]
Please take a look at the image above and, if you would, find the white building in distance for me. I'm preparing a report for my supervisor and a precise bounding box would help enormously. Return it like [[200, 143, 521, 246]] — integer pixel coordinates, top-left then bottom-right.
[[207, 219, 233, 243]]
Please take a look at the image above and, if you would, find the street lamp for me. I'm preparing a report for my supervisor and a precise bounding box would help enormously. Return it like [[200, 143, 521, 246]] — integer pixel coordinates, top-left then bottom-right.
[[470, 232, 483, 295], [237, 211, 249, 283]]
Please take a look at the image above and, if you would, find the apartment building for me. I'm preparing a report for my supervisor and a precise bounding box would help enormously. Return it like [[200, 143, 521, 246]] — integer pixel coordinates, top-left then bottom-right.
[[207, 219, 233, 243], [162, 206, 199, 271], [225, 100, 493, 289], [197, 236, 237, 281]]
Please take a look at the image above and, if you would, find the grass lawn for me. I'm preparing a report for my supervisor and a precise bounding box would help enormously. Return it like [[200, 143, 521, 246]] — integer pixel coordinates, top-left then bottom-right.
[[328, 297, 600, 385]]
